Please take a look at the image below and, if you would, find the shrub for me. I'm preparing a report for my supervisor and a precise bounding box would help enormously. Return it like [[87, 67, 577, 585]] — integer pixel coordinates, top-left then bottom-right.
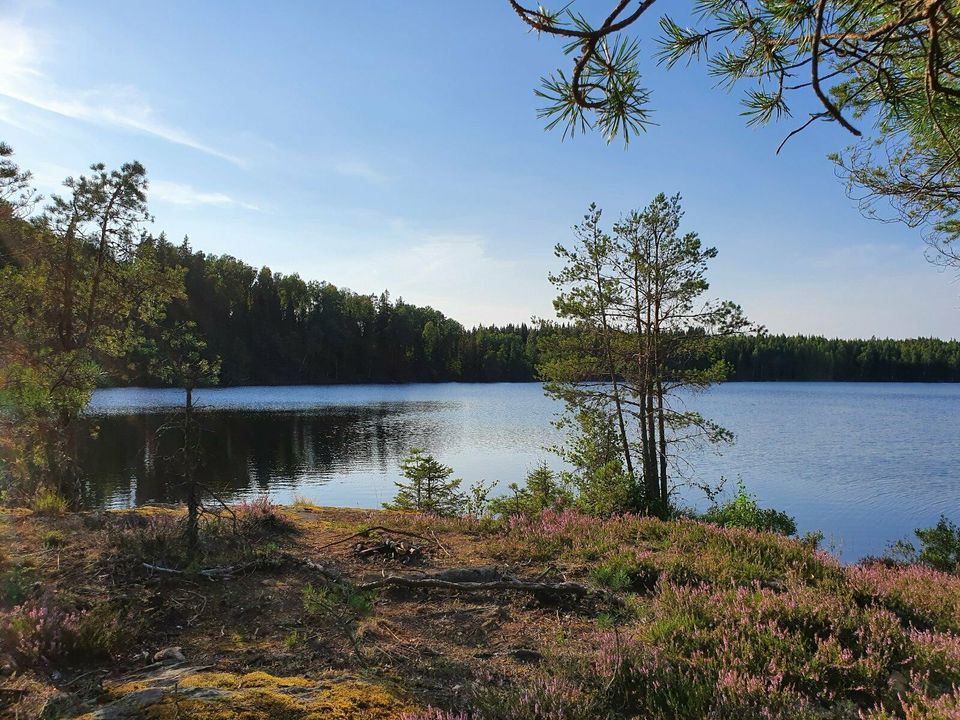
[[1, 595, 82, 663], [236, 495, 295, 535], [75, 602, 132, 659], [42, 530, 66, 549], [30, 488, 68, 515], [488, 462, 572, 517], [847, 562, 960, 633], [0, 563, 32, 607], [890, 515, 960, 573], [471, 674, 594, 720], [590, 552, 658, 592], [385, 448, 465, 516], [303, 582, 374, 617], [463, 479, 497, 517], [702, 480, 797, 536], [860, 673, 960, 719], [109, 513, 188, 567]]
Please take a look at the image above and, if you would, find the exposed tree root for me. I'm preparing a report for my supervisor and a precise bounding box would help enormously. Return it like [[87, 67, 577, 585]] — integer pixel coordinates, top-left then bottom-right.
[[357, 572, 619, 605]]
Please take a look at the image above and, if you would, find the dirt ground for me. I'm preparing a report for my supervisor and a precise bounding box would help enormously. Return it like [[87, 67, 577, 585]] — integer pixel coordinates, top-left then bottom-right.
[[0, 505, 610, 719]]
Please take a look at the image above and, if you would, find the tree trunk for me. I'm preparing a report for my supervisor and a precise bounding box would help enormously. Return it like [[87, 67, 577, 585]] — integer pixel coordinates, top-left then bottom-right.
[[593, 257, 634, 481], [185, 386, 198, 552], [656, 379, 668, 510]]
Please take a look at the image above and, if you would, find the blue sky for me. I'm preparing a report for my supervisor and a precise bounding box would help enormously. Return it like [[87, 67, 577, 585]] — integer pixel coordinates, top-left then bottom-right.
[[1, 0, 957, 338]]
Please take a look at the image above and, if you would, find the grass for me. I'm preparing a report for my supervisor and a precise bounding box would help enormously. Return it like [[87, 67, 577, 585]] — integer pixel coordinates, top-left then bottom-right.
[[30, 488, 68, 515], [303, 582, 375, 617], [41, 529, 66, 548]]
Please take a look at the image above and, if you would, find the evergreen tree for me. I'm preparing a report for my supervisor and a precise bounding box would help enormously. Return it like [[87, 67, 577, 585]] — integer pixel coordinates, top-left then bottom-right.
[[0, 149, 182, 502], [541, 194, 752, 516], [384, 448, 464, 516]]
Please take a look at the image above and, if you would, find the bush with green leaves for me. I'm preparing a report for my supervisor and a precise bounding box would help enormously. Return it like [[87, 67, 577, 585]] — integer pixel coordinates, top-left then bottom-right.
[[553, 410, 642, 517], [463, 478, 497, 517], [302, 582, 374, 617], [888, 515, 960, 573], [0, 563, 32, 608], [384, 448, 465, 516], [701, 480, 797, 536]]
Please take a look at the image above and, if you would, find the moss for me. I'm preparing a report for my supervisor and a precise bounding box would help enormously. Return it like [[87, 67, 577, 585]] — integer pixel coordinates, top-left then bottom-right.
[[179, 671, 312, 689], [102, 670, 411, 720]]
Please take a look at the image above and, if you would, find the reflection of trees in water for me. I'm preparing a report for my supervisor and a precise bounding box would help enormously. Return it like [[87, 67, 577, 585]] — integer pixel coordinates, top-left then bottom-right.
[[78, 404, 445, 507]]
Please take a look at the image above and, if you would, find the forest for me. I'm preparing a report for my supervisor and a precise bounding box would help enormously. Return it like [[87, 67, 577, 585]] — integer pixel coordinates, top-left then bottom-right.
[[119, 237, 960, 385], [3, 213, 958, 389]]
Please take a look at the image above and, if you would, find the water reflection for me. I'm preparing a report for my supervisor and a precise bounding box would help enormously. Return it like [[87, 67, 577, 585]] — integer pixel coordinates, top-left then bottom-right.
[[79, 382, 960, 561], [79, 403, 449, 508]]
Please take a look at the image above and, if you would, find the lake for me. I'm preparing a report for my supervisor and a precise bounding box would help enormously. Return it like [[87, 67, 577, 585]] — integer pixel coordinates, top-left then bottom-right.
[[81, 382, 959, 561]]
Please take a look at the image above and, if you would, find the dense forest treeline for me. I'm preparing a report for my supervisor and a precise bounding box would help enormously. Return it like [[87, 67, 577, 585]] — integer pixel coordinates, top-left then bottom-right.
[[124, 236, 539, 385], [720, 335, 960, 382], [104, 237, 960, 385]]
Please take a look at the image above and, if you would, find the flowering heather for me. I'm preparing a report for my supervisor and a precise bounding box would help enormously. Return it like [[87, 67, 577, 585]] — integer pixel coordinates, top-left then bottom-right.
[[0, 595, 82, 662], [385, 511, 960, 718], [400, 710, 470, 720], [644, 579, 907, 702], [237, 494, 279, 517], [400, 675, 590, 720], [860, 672, 960, 719], [847, 562, 960, 632], [909, 629, 960, 686], [500, 509, 839, 587]]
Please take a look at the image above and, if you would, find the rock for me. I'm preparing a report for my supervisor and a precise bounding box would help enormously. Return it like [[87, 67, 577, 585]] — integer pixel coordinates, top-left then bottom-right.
[[152, 646, 186, 664], [92, 688, 168, 719], [509, 647, 543, 663], [888, 670, 909, 696], [0, 653, 17, 676], [39, 690, 82, 719]]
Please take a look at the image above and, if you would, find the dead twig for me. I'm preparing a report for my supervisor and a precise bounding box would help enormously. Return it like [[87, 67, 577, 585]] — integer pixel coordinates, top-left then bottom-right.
[[429, 529, 451, 557]]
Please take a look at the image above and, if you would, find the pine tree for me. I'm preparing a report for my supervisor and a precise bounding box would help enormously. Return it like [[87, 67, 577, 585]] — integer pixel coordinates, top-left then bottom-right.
[[384, 448, 464, 516]]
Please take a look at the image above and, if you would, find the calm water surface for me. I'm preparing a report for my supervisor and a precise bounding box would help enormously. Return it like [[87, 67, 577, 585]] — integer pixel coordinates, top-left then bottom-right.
[[82, 382, 959, 561]]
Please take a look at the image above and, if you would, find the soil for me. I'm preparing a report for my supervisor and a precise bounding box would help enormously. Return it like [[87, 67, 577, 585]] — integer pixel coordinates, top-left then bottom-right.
[[0, 505, 610, 719]]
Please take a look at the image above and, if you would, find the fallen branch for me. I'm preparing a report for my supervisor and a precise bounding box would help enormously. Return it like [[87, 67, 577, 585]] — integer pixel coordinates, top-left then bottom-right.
[[429, 529, 451, 557], [281, 553, 342, 581], [141, 560, 260, 580], [357, 575, 593, 598]]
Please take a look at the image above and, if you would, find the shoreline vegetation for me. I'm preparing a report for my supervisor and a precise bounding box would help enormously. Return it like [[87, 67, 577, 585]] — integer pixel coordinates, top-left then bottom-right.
[[2, 501, 959, 719]]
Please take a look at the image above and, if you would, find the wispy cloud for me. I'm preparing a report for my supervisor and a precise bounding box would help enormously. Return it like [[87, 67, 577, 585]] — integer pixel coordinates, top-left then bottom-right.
[[151, 180, 260, 211], [334, 159, 388, 184], [312, 232, 548, 326], [0, 99, 39, 134], [0, 16, 243, 165]]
